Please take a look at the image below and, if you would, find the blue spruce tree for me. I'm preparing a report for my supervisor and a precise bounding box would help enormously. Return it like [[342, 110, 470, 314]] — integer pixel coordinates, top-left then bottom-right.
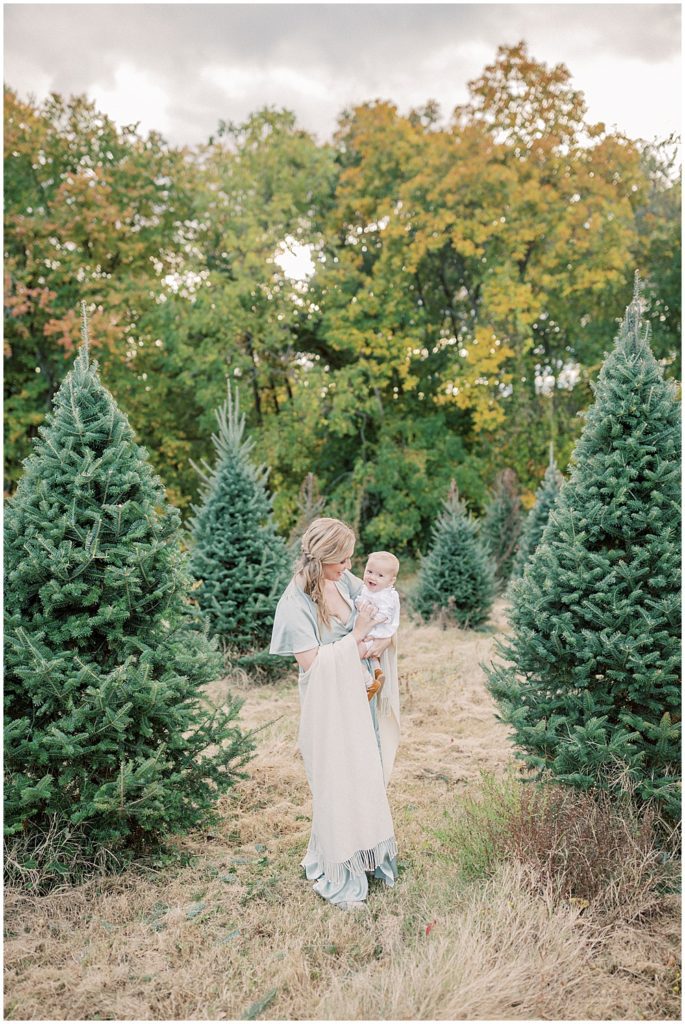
[[4, 309, 254, 875], [188, 384, 292, 653], [481, 468, 524, 591], [510, 448, 564, 580], [414, 481, 495, 628], [486, 281, 681, 820]]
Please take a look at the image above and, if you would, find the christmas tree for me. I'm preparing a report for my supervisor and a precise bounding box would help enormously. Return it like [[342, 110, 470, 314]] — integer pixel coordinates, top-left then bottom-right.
[[481, 468, 523, 590], [486, 281, 681, 820], [4, 309, 254, 867], [510, 450, 564, 579], [188, 384, 292, 652], [413, 482, 496, 628]]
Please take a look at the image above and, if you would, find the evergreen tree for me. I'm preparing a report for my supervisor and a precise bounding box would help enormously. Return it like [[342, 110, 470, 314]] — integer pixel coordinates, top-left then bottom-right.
[[414, 482, 496, 628], [481, 468, 524, 590], [4, 310, 254, 866], [510, 451, 564, 579], [486, 282, 681, 820], [188, 384, 292, 651]]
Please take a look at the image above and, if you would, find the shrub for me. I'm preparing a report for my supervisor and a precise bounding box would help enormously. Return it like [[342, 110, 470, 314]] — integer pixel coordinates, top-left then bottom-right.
[[437, 772, 678, 920], [4, 318, 254, 877]]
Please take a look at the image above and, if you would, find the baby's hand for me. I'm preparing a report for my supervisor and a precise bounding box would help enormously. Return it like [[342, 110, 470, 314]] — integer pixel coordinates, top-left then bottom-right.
[[354, 600, 380, 636], [363, 635, 393, 659]]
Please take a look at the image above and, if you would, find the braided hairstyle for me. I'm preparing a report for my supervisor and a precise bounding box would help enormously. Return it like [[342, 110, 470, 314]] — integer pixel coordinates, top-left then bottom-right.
[[295, 517, 355, 628]]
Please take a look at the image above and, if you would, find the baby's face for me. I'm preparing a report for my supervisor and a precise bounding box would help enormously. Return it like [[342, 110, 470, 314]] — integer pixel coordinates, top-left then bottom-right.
[[363, 558, 396, 592]]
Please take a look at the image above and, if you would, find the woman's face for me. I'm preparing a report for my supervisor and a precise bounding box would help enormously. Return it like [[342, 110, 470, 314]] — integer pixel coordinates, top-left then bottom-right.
[[322, 546, 354, 581]]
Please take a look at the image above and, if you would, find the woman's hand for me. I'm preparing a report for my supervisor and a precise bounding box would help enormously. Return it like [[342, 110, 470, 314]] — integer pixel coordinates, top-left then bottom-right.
[[353, 600, 380, 640], [362, 635, 393, 659]]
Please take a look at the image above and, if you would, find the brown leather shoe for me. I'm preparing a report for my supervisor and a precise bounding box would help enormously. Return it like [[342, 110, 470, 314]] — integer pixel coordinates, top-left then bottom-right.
[[367, 669, 385, 701]]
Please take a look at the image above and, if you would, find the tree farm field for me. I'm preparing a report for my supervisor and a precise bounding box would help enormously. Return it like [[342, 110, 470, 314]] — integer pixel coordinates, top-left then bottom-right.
[[4, 599, 680, 1022]]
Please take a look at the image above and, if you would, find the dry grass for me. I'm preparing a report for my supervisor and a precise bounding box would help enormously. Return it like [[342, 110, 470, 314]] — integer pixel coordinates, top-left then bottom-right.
[[4, 599, 681, 1020], [436, 773, 679, 921], [315, 860, 679, 1022]]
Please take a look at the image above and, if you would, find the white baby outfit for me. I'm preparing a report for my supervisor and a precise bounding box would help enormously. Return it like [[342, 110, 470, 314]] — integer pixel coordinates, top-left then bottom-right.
[[355, 584, 400, 643]]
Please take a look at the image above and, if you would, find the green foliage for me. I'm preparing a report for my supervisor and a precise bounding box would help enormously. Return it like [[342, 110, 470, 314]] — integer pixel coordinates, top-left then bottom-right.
[[188, 385, 292, 652], [633, 136, 681, 376], [486, 284, 681, 820], [435, 772, 523, 882], [436, 772, 672, 905], [510, 456, 565, 579], [4, 321, 254, 869], [287, 473, 327, 557], [4, 45, 681, 556], [266, 400, 487, 556], [152, 108, 339, 508], [413, 482, 495, 628], [480, 468, 523, 590], [3, 88, 195, 493]]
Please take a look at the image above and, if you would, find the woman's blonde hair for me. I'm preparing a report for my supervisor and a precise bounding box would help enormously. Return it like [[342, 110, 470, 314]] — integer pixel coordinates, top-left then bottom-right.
[[295, 517, 355, 628]]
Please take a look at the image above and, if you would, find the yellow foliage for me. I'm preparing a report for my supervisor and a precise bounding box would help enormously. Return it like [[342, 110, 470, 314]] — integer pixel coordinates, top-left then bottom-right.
[[435, 327, 515, 432]]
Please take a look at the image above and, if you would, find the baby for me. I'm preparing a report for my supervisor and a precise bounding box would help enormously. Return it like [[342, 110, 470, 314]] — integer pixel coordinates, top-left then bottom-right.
[[355, 551, 400, 700]]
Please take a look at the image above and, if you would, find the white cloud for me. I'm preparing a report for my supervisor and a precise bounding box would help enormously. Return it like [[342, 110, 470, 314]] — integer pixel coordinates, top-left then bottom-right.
[[568, 53, 681, 142], [3, 4, 681, 146], [202, 63, 331, 103], [89, 64, 173, 137]]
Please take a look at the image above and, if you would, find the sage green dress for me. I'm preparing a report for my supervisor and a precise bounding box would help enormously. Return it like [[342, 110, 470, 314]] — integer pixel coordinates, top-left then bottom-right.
[[270, 570, 398, 905]]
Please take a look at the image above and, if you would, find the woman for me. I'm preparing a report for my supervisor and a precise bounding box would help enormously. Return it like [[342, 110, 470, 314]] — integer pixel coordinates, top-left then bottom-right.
[[270, 517, 401, 910]]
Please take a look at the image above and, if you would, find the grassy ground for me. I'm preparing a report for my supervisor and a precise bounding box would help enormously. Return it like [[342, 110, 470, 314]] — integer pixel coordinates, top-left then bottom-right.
[[4, 599, 681, 1020]]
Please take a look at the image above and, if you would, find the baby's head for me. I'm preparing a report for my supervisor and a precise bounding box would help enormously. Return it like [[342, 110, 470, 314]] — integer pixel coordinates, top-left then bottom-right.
[[363, 551, 400, 592]]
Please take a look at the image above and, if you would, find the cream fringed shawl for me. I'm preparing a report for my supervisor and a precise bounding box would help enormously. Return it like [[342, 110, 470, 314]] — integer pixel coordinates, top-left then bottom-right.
[[297, 631, 400, 882]]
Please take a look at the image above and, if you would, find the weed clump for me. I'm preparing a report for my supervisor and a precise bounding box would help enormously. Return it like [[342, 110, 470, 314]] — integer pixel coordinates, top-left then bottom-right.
[[438, 773, 679, 920]]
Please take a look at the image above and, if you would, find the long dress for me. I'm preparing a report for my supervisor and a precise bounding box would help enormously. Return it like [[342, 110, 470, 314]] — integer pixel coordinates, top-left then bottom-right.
[[270, 570, 399, 906]]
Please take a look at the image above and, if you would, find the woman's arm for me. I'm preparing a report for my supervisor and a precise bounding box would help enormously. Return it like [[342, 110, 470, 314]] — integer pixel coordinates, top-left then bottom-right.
[[295, 603, 380, 671], [294, 647, 319, 672]]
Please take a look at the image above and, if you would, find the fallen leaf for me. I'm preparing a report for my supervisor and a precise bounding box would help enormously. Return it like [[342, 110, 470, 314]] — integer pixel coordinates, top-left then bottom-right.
[[569, 897, 589, 911], [242, 987, 278, 1020]]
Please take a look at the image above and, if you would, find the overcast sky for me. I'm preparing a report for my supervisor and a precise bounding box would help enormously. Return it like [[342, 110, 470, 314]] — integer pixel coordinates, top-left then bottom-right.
[[3, 2, 682, 148]]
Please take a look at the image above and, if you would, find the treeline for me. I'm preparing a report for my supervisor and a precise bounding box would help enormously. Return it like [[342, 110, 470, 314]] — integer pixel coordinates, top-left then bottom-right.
[[4, 42, 681, 556]]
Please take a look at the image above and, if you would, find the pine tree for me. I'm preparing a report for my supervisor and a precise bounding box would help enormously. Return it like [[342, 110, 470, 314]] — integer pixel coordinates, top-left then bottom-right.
[[486, 281, 681, 820], [481, 468, 524, 590], [188, 384, 292, 652], [414, 482, 496, 628], [510, 450, 564, 579], [4, 309, 254, 867]]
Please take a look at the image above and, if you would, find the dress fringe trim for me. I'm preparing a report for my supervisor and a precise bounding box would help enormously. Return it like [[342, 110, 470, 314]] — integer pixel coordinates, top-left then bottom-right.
[[304, 834, 398, 884], [377, 691, 392, 716]]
